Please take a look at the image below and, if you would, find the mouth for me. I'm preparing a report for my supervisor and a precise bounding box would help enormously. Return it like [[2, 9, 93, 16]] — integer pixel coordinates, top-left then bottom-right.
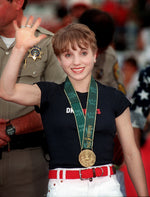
[[71, 67, 85, 74]]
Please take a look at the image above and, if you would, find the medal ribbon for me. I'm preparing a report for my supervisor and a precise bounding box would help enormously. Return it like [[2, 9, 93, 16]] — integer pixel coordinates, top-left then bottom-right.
[[64, 76, 98, 150]]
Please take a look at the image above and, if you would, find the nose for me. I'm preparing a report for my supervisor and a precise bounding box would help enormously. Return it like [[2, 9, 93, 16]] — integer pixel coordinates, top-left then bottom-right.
[[73, 55, 80, 66]]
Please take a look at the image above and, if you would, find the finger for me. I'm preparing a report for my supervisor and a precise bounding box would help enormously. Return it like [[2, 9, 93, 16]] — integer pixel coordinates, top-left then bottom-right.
[[13, 20, 19, 31], [0, 119, 9, 124], [26, 15, 34, 27], [21, 16, 27, 27], [0, 136, 10, 142], [32, 17, 42, 32], [35, 34, 47, 43], [0, 133, 10, 141], [0, 139, 8, 147]]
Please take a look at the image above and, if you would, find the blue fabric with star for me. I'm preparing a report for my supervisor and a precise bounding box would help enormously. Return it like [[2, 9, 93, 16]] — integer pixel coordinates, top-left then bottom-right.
[[130, 66, 150, 129]]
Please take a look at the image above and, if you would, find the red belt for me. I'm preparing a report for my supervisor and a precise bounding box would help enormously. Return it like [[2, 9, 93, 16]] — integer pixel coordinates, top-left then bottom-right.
[[49, 165, 116, 180]]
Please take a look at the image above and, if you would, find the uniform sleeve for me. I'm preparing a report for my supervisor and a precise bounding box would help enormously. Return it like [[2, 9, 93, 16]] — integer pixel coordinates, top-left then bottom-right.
[[94, 47, 125, 94], [130, 67, 150, 129], [112, 89, 131, 118]]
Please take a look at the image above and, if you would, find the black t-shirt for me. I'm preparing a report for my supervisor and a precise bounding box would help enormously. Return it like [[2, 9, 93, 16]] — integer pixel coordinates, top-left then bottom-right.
[[36, 81, 130, 169]]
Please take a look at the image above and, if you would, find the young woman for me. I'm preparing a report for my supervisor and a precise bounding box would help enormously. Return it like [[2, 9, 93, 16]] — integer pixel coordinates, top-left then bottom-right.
[[0, 16, 148, 197]]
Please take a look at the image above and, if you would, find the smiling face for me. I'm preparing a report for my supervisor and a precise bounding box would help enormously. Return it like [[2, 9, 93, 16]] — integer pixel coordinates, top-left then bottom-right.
[[52, 23, 98, 89], [58, 42, 96, 84]]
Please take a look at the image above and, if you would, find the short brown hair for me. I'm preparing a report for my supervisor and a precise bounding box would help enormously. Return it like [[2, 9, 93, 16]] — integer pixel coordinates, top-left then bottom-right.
[[52, 23, 98, 57]]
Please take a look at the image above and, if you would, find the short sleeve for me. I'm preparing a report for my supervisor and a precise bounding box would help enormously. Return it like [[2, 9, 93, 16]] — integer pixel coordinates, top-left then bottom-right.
[[34, 81, 56, 113], [112, 89, 131, 117]]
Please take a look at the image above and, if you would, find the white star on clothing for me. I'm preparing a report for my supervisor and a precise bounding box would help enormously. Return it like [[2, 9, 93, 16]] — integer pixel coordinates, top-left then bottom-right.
[[131, 119, 138, 128], [147, 76, 150, 83], [135, 106, 143, 114], [138, 90, 149, 100], [143, 76, 150, 84]]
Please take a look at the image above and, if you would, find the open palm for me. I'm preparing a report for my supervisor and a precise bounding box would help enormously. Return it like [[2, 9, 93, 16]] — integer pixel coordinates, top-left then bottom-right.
[[14, 16, 46, 51]]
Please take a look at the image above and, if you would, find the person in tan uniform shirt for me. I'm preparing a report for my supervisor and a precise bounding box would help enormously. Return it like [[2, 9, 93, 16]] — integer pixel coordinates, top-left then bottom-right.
[[93, 46, 125, 93], [0, 0, 66, 197], [79, 8, 125, 94]]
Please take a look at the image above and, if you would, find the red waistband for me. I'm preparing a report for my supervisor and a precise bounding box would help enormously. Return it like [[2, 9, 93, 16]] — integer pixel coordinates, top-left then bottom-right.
[[48, 165, 116, 180]]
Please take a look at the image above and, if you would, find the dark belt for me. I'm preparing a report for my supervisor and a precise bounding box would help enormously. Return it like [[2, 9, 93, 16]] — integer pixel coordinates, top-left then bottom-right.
[[1, 130, 44, 152]]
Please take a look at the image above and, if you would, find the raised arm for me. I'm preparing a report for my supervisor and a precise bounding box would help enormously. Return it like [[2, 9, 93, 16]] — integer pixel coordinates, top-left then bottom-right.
[[115, 107, 148, 196], [0, 16, 46, 106]]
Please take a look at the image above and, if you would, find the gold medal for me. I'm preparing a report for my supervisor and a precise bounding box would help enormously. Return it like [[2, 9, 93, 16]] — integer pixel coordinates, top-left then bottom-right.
[[79, 149, 96, 167], [64, 77, 98, 168]]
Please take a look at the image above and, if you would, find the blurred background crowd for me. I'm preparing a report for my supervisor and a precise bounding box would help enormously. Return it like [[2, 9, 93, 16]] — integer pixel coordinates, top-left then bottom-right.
[[24, 0, 150, 96], [25, 0, 150, 64]]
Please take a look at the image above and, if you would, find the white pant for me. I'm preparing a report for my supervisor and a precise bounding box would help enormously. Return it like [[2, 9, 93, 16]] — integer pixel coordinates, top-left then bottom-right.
[[47, 166, 124, 197]]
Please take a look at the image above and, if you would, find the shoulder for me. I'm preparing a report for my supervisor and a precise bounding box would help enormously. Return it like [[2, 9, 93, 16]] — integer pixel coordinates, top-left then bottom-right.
[[96, 81, 130, 117], [36, 81, 60, 90], [103, 46, 118, 60], [97, 81, 120, 98], [139, 66, 150, 81], [36, 26, 54, 37], [36, 81, 64, 94], [97, 81, 130, 104], [97, 81, 118, 93], [34, 27, 54, 50], [96, 46, 118, 73], [142, 65, 150, 74]]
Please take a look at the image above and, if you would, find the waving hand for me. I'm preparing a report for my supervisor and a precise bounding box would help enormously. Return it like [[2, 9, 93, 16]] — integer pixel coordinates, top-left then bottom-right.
[[13, 16, 46, 51]]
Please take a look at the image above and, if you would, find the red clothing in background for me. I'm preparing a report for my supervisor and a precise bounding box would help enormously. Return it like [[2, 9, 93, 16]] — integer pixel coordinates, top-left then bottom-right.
[[120, 137, 150, 196]]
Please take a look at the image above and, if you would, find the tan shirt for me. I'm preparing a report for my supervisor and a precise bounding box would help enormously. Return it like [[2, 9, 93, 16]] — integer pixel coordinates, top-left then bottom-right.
[[92, 46, 126, 94], [0, 27, 66, 119]]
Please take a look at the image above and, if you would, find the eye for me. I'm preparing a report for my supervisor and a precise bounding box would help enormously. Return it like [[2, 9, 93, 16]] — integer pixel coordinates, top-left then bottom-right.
[[82, 51, 88, 56], [64, 53, 71, 58]]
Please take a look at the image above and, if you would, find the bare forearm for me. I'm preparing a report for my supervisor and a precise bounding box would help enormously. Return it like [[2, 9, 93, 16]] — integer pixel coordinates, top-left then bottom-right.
[[125, 148, 148, 196]]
